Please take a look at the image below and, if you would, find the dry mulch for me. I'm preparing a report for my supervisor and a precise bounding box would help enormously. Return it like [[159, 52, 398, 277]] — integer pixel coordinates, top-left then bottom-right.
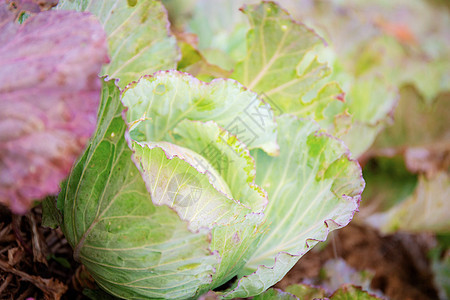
[[0, 204, 442, 299], [0, 204, 92, 300], [276, 222, 440, 300]]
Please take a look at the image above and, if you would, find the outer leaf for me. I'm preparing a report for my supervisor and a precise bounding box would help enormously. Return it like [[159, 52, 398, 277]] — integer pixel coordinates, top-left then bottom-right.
[[253, 2, 398, 157], [58, 0, 180, 88], [231, 2, 343, 119], [177, 40, 232, 82], [253, 288, 299, 300], [58, 80, 219, 299], [121, 70, 278, 155], [367, 172, 450, 234], [280, 0, 450, 101], [186, 0, 249, 64], [312, 44, 399, 158], [167, 0, 345, 121], [42, 197, 62, 228], [362, 87, 449, 229], [374, 86, 450, 151], [275, 0, 448, 156], [222, 116, 364, 298], [0, 8, 108, 214], [336, 76, 398, 158]]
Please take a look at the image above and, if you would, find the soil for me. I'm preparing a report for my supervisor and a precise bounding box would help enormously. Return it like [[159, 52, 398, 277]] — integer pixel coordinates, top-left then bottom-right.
[[0, 204, 442, 300], [0, 204, 91, 300], [276, 222, 440, 300]]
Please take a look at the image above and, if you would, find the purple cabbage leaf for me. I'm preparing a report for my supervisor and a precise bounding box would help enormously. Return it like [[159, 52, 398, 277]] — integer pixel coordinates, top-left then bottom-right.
[[0, 5, 109, 214]]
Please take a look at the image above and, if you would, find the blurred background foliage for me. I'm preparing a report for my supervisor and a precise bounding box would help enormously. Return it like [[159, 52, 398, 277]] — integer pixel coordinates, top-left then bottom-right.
[[163, 0, 449, 298]]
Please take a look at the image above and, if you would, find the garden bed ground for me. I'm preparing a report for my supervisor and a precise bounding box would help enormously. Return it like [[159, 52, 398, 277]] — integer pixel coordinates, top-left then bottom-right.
[[0, 204, 440, 300]]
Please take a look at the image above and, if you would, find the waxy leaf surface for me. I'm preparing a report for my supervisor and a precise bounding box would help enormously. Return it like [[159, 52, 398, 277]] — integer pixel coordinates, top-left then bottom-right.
[[58, 80, 219, 299], [232, 2, 343, 119], [222, 116, 364, 298], [59, 72, 280, 298]]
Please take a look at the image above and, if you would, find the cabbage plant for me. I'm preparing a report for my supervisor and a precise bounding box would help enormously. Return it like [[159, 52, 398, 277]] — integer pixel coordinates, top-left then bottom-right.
[[51, 1, 365, 299], [54, 71, 364, 299]]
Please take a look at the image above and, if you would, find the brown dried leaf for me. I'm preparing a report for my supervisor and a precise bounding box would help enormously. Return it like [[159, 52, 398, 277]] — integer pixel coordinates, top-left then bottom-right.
[[0, 259, 68, 300], [7, 247, 25, 266], [27, 212, 48, 265]]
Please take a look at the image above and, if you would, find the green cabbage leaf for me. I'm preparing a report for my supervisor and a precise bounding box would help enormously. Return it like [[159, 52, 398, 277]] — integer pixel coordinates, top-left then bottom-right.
[[54, 2, 364, 299], [56, 70, 363, 299], [58, 0, 180, 88]]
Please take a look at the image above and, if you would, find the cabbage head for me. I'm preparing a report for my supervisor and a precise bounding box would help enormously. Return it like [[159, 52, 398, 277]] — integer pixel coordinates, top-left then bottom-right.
[[55, 70, 364, 299], [53, 1, 364, 298]]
